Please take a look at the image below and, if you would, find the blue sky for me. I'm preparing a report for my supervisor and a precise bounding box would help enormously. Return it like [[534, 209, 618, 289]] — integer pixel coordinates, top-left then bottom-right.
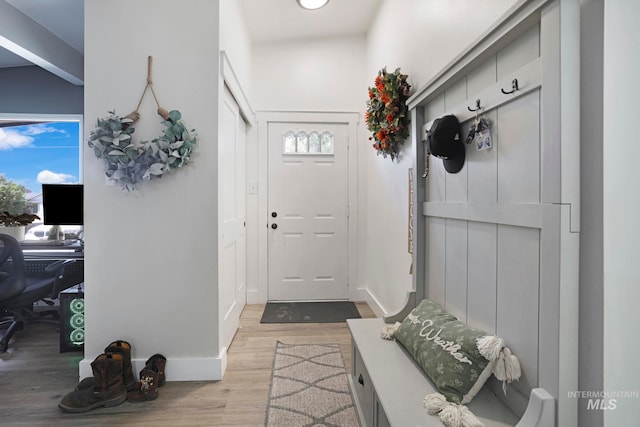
[[0, 121, 81, 196]]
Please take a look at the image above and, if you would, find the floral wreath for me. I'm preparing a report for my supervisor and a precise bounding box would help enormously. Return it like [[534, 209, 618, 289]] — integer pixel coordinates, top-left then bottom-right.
[[365, 67, 412, 160], [88, 56, 197, 191]]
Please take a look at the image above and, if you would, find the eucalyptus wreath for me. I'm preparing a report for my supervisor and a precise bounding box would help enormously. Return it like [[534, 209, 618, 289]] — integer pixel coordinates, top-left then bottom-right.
[[88, 109, 197, 191]]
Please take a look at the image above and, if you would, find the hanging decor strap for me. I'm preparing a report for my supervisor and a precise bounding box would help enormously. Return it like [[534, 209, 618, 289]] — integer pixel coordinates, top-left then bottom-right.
[[87, 55, 198, 191], [130, 56, 170, 122]]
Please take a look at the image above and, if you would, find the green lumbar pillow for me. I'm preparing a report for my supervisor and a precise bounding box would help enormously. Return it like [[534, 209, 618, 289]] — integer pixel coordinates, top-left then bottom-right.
[[381, 299, 521, 427]]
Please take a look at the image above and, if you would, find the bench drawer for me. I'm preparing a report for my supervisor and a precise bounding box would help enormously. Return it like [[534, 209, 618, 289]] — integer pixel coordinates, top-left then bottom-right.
[[375, 399, 391, 427], [352, 342, 374, 427]]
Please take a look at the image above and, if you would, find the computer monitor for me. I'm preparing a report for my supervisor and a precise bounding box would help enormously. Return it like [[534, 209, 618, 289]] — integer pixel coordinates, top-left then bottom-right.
[[42, 184, 84, 225]]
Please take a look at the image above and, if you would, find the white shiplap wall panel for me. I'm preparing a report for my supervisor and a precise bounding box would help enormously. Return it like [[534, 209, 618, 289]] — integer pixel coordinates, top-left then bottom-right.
[[467, 222, 498, 334], [497, 91, 541, 204], [426, 93, 446, 202], [405, 2, 581, 423], [467, 56, 497, 99], [444, 77, 468, 111], [444, 218, 468, 321], [427, 217, 446, 304], [496, 224, 540, 394], [417, 11, 545, 417], [466, 109, 499, 204], [445, 159, 469, 202], [497, 23, 541, 80]]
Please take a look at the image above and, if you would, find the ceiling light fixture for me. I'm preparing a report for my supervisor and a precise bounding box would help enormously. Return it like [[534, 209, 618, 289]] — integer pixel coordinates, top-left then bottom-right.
[[297, 0, 329, 10]]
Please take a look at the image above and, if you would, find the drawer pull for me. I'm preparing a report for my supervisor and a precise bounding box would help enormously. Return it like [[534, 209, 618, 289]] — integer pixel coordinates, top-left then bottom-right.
[[358, 374, 364, 386]]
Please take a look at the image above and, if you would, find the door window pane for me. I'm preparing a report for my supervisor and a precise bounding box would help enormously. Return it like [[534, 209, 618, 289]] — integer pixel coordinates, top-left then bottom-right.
[[296, 132, 309, 153], [283, 131, 296, 153], [308, 132, 321, 153], [321, 132, 334, 154], [282, 130, 334, 155]]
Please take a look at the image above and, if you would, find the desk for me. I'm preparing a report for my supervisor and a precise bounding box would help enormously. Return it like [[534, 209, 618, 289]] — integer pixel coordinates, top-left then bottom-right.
[[21, 240, 84, 256], [21, 243, 84, 293]]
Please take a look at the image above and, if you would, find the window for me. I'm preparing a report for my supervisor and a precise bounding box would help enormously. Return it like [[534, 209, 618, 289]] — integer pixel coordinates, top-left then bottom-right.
[[0, 114, 83, 241], [282, 130, 334, 155]]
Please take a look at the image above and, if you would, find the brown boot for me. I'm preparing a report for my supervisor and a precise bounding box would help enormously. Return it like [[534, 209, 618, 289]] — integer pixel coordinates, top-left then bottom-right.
[[75, 340, 136, 392], [145, 354, 166, 386], [127, 365, 160, 403], [58, 353, 127, 413]]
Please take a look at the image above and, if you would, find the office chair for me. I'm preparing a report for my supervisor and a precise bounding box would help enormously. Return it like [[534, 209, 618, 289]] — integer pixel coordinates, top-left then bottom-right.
[[0, 233, 76, 353]]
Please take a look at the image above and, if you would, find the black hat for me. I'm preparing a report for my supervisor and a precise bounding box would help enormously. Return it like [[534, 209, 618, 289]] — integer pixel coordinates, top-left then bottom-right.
[[428, 115, 465, 174]]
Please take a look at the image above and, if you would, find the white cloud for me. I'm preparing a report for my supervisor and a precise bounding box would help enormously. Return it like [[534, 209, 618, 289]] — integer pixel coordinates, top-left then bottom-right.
[[0, 123, 68, 150], [37, 170, 76, 184], [0, 128, 34, 150], [23, 124, 68, 137]]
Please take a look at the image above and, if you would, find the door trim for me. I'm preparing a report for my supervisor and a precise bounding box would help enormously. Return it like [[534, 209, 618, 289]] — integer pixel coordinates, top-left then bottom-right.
[[220, 51, 255, 126], [255, 111, 360, 302]]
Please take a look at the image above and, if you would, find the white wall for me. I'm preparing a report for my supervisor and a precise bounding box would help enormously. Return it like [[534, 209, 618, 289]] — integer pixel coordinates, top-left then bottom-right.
[[603, 0, 640, 424], [251, 35, 366, 111], [363, 0, 519, 315], [220, 0, 253, 101], [83, 0, 224, 380]]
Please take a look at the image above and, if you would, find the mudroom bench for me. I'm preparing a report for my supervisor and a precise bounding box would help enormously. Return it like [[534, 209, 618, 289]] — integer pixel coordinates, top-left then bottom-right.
[[347, 318, 555, 427]]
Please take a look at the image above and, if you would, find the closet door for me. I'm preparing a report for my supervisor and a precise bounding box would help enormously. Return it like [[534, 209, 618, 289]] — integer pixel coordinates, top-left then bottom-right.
[[219, 86, 246, 349]]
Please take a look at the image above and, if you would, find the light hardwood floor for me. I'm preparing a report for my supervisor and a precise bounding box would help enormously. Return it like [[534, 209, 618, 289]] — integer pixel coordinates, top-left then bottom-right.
[[0, 303, 375, 426]]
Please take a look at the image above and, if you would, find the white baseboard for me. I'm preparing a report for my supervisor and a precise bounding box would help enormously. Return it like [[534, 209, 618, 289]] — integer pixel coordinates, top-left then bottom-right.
[[79, 349, 228, 381], [246, 288, 265, 304], [348, 286, 369, 304], [361, 288, 387, 318]]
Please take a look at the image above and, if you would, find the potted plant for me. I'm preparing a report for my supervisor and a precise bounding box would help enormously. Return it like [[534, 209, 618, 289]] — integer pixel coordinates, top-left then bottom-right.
[[0, 211, 40, 241]]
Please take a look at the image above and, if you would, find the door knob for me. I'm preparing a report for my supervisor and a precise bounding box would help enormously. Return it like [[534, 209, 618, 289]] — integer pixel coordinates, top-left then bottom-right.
[[271, 212, 277, 218], [271, 223, 278, 230]]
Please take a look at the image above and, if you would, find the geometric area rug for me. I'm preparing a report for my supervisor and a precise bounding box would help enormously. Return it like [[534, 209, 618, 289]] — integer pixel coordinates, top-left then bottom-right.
[[265, 342, 360, 426]]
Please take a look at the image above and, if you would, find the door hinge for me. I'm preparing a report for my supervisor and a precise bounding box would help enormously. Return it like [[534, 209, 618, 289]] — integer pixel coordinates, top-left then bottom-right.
[[347, 204, 350, 219]]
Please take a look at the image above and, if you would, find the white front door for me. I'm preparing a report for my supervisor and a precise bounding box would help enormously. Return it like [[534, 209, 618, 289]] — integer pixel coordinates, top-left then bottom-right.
[[219, 86, 246, 348], [267, 121, 349, 301]]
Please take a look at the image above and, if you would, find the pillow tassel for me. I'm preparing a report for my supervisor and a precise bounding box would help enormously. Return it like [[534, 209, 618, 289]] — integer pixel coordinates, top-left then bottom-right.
[[496, 347, 522, 383], [459, 405, 485, 427], [380, 322, 401, 340], [423, 393, 484, 427], [494, 351, 506, 378], [423, 392, 449, 414], [477, 336, 522, 394], [493, 347, 521, 394], [476, 335, 504, 361]]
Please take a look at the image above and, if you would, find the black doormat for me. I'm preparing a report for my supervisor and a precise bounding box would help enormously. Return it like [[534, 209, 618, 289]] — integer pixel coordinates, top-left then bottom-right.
[[260, 302, 361, 324]]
